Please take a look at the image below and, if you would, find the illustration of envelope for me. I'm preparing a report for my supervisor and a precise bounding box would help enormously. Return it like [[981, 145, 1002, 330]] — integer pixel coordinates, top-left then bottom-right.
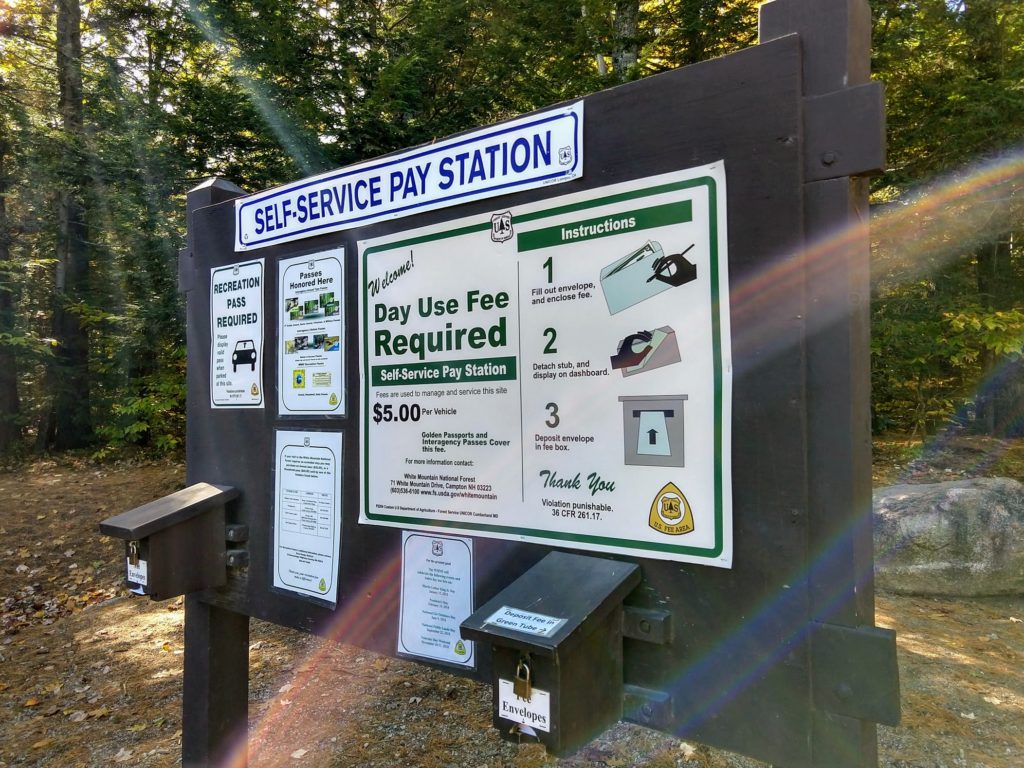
[[599, 240, 697, 315]]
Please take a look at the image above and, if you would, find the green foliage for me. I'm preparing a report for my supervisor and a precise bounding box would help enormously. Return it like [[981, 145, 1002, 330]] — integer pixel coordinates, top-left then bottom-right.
[[869, 0, 1024, 435], [2, 0, 1022, 453]]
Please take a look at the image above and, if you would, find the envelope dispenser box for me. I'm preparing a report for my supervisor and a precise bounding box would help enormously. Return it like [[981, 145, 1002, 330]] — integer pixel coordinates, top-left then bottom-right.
[[461, 552, 640, 756], [98, 483, 237, 601]]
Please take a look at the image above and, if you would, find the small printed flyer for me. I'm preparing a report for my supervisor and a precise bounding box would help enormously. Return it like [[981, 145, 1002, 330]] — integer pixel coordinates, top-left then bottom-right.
[[273, 430, 343, 604], [398, 532, 474, 667], [210, 259, 264, 408], [358, 164, 733, 567], [278, 249, 344, 415]]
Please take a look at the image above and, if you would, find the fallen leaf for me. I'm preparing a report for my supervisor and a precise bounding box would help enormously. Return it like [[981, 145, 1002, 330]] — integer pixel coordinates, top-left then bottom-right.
[[24, 697, 41, 707], [69, 711, 87, 722], [960, 711, 976, 720], [279, 683, 294, 694], [1010, 617, 1022, 624], [88, 706, 110, 718], [679, 742, 697, 759], [408, 696, 422, 705], [114, 747, 133, 762], [161, 642, 173, 652], [127, 723, 147, 733], [290, 749, 308, 759], [984, 696, 1002, 705], [31, 739, 54, 749]]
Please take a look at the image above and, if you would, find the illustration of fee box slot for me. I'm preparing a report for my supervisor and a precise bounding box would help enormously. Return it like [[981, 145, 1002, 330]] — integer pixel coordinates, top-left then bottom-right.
[[599, 241, 697, 315]]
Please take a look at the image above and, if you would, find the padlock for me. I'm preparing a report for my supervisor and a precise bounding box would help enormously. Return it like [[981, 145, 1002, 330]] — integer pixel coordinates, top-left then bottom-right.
[[128, 540, 140, 567], [513, 658, 532, 700]]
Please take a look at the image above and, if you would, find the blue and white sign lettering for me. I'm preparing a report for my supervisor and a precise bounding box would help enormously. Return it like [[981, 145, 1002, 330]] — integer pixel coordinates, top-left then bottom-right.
[[235, 103, 584, 251]]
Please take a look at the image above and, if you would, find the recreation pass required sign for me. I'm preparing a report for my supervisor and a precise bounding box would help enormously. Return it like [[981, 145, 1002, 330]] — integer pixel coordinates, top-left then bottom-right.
[[358, 164, 733, 566]]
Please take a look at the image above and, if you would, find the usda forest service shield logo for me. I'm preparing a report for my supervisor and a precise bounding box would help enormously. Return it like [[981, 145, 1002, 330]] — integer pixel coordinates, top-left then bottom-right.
[[490, 211, 513, 243], [649, 482, 694, 535]]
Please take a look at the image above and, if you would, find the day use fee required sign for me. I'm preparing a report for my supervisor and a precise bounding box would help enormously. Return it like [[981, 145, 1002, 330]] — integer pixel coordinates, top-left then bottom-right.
[[358, 164, 733, 566]]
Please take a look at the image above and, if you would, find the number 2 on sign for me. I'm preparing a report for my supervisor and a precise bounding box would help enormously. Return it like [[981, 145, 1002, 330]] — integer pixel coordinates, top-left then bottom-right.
[[543, 328, 557, 354]]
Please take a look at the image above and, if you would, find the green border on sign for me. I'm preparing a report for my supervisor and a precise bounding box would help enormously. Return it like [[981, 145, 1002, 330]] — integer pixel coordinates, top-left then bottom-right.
[[361, 176, 724, 558]]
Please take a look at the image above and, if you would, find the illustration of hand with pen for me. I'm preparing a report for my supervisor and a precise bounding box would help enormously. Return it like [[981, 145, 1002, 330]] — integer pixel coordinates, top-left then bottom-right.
[[647, 244, 697, 286]]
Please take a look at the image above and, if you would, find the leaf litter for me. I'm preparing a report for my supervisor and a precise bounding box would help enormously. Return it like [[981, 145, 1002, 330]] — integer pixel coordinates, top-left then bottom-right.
[[0, 455, 1021, 766]]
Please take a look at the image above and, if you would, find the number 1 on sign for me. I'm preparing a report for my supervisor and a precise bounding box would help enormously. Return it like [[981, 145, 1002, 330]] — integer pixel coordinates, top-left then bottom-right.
[[542, 256, 553, 284]]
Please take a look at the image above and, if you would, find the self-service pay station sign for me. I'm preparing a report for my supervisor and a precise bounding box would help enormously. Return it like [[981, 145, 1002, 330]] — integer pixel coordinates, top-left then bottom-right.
[[158, 2, 898, 766]]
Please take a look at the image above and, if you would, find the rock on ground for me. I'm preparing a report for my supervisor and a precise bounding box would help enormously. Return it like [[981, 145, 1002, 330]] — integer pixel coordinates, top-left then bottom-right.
[[874, 478, 1024, 596]]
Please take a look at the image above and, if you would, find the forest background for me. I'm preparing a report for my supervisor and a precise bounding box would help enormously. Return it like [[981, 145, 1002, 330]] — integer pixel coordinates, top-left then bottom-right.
[[0, 0, 1022, 458]]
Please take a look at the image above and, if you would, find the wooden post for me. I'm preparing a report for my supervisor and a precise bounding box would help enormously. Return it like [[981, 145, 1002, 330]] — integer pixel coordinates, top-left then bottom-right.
[[182, 596, 250, 767], [760, 2, 889, 765], [181, 178, 250, 767]]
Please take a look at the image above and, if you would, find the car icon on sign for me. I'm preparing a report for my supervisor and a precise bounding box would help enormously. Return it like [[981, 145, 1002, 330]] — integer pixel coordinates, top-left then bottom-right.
[[232, 340, 257, 372]]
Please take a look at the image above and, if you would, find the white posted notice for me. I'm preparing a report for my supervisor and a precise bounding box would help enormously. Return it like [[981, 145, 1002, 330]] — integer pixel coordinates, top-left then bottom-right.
[[359, 164, 732, 567], [273, 430, 343, 604], [278, 249, 345, 415], [211, 259, 265, 408], [398, 532, 474, 667]]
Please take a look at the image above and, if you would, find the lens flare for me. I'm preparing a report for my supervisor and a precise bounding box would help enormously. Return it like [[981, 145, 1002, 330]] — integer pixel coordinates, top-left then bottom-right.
[[224, 149, 1023, 762]]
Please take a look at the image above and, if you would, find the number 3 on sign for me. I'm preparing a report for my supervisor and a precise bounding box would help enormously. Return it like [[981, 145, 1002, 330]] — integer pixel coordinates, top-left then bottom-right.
[[545, 402, 560, 429]]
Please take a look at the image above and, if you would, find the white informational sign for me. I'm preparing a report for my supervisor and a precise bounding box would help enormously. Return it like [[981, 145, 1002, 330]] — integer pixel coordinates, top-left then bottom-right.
[[398, 532, 475, 667], [278, 249, 345, 415], [273, 430, 343, 604], [235, 103, 583, 251], [359, 164, 733, 566], [210, 259, 265, 408], [497, 679, 551, 733]]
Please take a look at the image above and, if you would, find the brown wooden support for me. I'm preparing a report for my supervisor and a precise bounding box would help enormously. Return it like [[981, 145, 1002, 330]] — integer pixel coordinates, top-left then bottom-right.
[[761, 2, 897, 765], [182, 596, 250, 767]]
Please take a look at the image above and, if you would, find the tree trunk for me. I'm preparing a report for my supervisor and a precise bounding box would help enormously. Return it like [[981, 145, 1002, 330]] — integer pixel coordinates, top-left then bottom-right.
[[972, 235, 1020, 436], [0, 142, 21, 452], [611, 0, 639, 78], [43, 0, 93, 451]]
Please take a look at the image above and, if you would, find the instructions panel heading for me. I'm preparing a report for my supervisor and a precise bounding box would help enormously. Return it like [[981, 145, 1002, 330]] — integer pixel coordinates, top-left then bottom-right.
[[235, 104, 583, 251]]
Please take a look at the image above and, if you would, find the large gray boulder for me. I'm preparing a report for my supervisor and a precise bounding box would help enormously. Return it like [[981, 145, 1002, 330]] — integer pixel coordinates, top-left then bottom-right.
[[873, 478, 1024, 596]]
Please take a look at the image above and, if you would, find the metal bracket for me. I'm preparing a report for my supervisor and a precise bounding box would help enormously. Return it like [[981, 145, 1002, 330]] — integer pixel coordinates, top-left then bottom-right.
[[225, 524, 249, 543], [811, 622, 900, 725], [803, 82, 885, 181], [622, 607, 673, 645], [225, 549, 249, 568], [623, 685, 673, 730]]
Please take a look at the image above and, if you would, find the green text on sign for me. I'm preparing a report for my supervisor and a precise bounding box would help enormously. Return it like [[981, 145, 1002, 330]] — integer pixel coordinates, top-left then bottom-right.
[[372, 356, 518, 387]]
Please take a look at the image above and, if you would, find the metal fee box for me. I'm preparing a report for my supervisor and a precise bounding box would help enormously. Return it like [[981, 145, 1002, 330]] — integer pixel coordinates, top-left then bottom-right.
[[461, 552, 641, 756], [98, 483, 238, 601]]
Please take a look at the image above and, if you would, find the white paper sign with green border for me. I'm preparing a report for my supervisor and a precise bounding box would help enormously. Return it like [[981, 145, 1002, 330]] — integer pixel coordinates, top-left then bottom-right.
[[277, 249, 345, 415], [358, 164, 733, 566], [273, 430, 343, 603]]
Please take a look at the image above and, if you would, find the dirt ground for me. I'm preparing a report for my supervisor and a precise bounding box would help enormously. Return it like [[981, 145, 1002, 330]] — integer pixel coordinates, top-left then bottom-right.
[[0, 440, 1022, 767]]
